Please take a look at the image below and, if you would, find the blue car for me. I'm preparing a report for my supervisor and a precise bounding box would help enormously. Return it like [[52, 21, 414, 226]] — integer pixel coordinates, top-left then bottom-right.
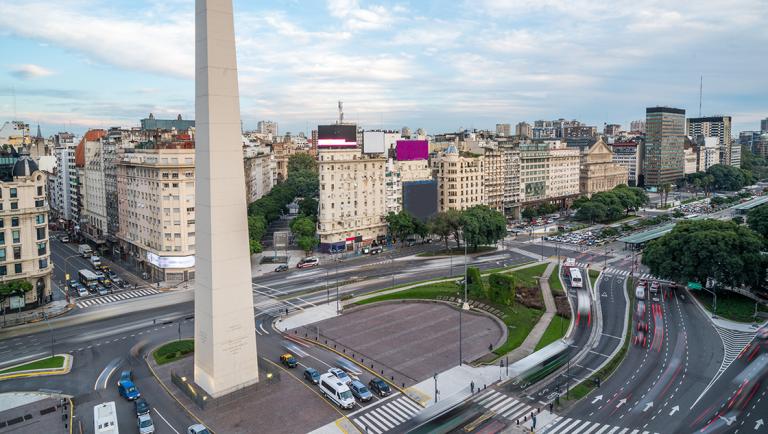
[[117, 370, 141, 400], [349, 380, 373, 402]]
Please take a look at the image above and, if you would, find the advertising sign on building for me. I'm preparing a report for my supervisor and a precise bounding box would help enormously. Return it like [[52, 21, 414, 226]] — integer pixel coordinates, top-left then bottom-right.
[[403, 180, 438, 221], [146, 252, 196, 269], [363, 131, 386, 154], [9, 295, 25, 309], [396, 140, 428, 161], [317, 124, 357, 148]]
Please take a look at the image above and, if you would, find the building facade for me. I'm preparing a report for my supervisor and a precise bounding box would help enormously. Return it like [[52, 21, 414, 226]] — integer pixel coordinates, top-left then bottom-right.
[[687, 116, 735, 166], [81, 130, 108, 245], [0, 151, 52, 311], [256, 120, 278, 137], [630, 120, 646, 133], [611, 141, 641, 186], [515, 122, 532, 138], [116, 141, 196, 283], [684, 139, 698, 175], [579, 139, 628, 196], [243, 144, 275, 204], [499, 140, 521, 216], [140, 113, 195, 131], [317, 148, 387, 253], [495, 123, 511, 137], [644, 107, 686, 187], [483, 146, 504, 212], [519, 140, 580, 206], [432, 145, 484, 212]]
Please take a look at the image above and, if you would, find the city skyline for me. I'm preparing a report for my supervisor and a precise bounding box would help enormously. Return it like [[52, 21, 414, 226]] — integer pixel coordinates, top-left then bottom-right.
[[1, 0, 767, 136]]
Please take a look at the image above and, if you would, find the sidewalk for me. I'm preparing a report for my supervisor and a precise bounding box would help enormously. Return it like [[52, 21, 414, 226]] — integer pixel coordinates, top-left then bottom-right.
[[1, 300, 72, 329], [687, 289, 767, 332]]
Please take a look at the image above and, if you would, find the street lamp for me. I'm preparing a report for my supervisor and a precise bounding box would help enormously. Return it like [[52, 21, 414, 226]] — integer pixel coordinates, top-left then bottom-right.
[[43, 312, 54, 358]]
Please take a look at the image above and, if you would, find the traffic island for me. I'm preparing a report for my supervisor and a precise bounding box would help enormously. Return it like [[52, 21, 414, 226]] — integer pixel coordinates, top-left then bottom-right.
[[0, 354, 72, 381], [145, 341, 342, 434]]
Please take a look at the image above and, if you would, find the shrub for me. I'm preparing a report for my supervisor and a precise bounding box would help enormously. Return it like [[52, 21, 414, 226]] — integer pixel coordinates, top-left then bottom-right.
[[488, 273, 517, 305], [466, 267, 486, 299]]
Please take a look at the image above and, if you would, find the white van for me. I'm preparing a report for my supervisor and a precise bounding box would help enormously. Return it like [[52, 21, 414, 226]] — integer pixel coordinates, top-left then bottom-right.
[[635, 286, 646, 300], [319, 373, 355, 409], [94, 401, 119, 434]]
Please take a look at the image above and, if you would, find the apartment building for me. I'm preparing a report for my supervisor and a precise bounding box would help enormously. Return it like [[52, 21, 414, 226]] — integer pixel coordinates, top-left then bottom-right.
[[80, 130, 108, 245], [684, 139, 698, 175], [317, 148, 387, 253], [243, 144, 275, 204], [495, 123, 511, 137], [0, 149, 52, 311], [483, 146, 504, 212], [687, 116, 736, 166], [432, 145, 484, 212], [519, 140, 580, 206], [579, 139, 628, 196], [611, 141, 641, 186], [515, 122, 532, 138], [695, 136, 720, 172], [116, 140, 196, 283], [499, 140, 521, 216]]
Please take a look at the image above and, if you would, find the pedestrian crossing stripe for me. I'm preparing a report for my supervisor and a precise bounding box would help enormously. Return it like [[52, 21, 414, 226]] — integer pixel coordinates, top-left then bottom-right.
[[351, 396, 421, 434], [76, 288, 159, 308], [603, 268, 655, 280], [472, 390, 541, 422], [542, 416, 660, 434]]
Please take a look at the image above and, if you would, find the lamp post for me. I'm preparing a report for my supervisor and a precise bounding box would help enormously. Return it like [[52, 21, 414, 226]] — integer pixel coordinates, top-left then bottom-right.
[[43, 312, 54, 358], [335, 255, 340, 314]]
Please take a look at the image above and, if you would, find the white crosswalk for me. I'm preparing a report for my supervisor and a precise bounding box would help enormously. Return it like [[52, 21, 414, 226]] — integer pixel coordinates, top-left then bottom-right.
[[473, 390, 541, 423], [76, 288, 159, 308], [603, 267, 654, 280], [542, 416, 660, 434], [351, 395, 422, 434]]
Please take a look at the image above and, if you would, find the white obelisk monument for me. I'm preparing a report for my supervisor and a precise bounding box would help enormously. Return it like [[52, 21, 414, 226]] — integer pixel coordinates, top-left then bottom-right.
[[194, 0, 259, 397]]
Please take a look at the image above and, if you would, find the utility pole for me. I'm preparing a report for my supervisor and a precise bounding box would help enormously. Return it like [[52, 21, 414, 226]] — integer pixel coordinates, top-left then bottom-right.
[[433, 373, 439, 403], [335, 256, 340, 314]]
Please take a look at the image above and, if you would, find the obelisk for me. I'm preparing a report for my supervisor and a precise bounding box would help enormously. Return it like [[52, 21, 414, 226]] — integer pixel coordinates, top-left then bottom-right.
[[194, 0, 259, 397]]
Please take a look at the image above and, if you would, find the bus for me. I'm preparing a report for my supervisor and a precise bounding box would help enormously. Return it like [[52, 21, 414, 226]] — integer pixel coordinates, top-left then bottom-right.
[[78, 269, 99, 286], [93, 401, 118, 434], [569, 268, 583, 289]]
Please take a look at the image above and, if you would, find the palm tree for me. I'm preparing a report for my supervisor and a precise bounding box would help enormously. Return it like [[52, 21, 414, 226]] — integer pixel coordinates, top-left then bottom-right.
[[660, 183, 672, 207], [693, 178, 702, 198]]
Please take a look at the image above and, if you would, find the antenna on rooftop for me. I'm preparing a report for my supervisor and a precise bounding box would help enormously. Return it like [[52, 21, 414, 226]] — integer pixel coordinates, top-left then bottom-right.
[[699, 75, 703, 117]]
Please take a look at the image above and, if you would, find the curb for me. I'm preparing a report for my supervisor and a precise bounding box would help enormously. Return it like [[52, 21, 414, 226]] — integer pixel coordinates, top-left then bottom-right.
[[0, 354, 73, 381]]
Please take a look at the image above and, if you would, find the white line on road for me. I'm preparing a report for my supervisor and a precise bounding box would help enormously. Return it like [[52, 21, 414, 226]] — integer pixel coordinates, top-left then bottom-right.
[[153, 408, 180, 434]]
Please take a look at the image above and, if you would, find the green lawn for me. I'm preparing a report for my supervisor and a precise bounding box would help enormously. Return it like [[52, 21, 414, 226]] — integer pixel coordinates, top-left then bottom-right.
[[417, 245, 497, 257], [588, 269, 600, 288], [507, 262, 548, 287], [0, 356, 65, 374], [153, 339, 195, 365], [691, 290, 768, 323], [549, 265, 564, 296], [534, 315, 571, 351]]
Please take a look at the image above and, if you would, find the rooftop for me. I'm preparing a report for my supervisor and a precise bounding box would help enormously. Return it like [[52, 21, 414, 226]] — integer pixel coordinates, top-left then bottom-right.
[[618, 223, 676, 245], [733, 195, 768, 211]]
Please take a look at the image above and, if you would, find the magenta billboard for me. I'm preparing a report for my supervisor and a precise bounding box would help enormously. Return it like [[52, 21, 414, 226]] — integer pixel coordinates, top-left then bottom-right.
[[396, 140, 428, 161]]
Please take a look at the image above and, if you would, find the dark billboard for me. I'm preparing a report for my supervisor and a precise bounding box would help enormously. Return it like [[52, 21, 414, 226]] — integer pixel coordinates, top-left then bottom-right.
[[317, 124, 357, 147], [403, 180, 438, 222]]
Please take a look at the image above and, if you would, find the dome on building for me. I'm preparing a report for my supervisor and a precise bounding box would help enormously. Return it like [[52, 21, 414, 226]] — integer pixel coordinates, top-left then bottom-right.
[[12, 148, 39, 178], [445, 144, 459, 154]]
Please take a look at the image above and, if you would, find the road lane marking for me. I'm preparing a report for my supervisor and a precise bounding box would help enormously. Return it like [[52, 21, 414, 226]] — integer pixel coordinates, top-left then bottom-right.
[[153, 408, 180, 434]]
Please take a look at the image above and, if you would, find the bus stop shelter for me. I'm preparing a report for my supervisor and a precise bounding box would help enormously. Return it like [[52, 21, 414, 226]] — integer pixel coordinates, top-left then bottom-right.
[[618, 223, 676, 249], [733, 195, 768, 215]]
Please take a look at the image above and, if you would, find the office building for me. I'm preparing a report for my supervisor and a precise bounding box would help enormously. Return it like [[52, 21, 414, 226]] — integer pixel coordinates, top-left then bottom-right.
[[496, 123, 511, 137], [644, 107, 686, 187], [579, 138, 628, 196], [256, 120, 278, 137], [80, 130, 108, 245], [630, 120, 646, 133], [116, 138, 196, 283], [0, 149, 52, 311], [687, 116, 735, 166], [604, 124, 622, 137], [317, 148, 387, 253], [611, 141, 641, 186], [432, 145, 484, 212], [761, 118, 768, 134], [519, 140, 580, 205], [515, 122, 532, 138]]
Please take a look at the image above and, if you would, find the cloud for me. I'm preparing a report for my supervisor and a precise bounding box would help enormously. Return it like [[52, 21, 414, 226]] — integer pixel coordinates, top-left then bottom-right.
[[326, 0, 394, 31], [9, 64, 54, 80]]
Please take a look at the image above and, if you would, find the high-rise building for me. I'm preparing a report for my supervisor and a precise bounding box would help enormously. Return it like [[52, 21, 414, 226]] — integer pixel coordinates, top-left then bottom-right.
[[401, 127, 412, 138], [604, 124, 622, 136], [432, 145, 484, 212], [761, 118, 768, 134], [579, 139, 628, 196], [317, 148, 387, 253], [495, 123, 511, 137], [116, 138, 196, 283], [498, 140, 521, 215], [256, 120, 278, 137], [630, 120, 646, 133], [80, 130, 108, 244], [0, 149, 52, 311], [483, 146, 504, 212], [515, 122, 532, 138], [611, 141, 641, 186], [644, 107, 685, 187], [687, 116, 735, 166]]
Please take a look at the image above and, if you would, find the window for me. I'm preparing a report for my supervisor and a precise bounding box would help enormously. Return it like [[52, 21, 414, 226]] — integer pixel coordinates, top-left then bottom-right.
[[35, 199, 45, 208], [12, 230, 19, 244], [14, 263, 21, 274], [37, 186, 43, 196], [9, 188, 16, 198], [0, 218, 3, 228], [10, 202, 18, 210], [13, 246, 21, 260], [0, 248, 5, 261], [0, 266, 5, 276], [36, 215, 45, 225], [11, 217, 18, 227], [38, 242, 46, 256], [36, 227, 46, 240], [39, 259, 48, 269]]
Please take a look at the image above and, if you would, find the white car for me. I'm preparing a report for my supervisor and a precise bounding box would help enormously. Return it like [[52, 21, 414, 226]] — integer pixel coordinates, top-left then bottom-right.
[[188, 424, 212, 434], [138, 414, 155, 434], [329, 368, 352, 385]]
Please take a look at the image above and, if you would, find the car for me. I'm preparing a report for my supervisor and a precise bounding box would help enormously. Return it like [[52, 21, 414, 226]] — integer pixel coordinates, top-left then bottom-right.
[[349, 380, 373, 402], [113, 277, 126, 288], [297, 257, 320, 269], [134, 397, 150, 416], [369, 246, 383, 255], [187, 425, 212, 434], [78, 287, 89, 297], [274, 264, 289, 272], [368, 377, 391, 397], [639, 279, 648, 288], [118, 380, 141, 401], [60, 235, 70, 243], [107, 270, 118, 280], [68, 279, 80, 288], [118, 370, 133, 386], [636, 321, 648, 332], [97, 285, 109, 296], [304, 367, 320, 384], [650, 281, 660, 290], [280, 353, 298, 368], [329, 368, 352, 385], [138, 413, 155, 434]]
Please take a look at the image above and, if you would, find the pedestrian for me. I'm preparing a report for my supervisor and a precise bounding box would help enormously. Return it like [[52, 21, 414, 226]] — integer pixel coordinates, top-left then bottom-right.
[[549, 402, 553, 412], [488, 343, 493, 352], [470, 380, 475, 394]]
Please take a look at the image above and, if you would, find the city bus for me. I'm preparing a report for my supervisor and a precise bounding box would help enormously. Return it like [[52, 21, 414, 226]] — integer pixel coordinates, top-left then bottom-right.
[[93, 401, 118, 434], [569, 268, 583, 289]]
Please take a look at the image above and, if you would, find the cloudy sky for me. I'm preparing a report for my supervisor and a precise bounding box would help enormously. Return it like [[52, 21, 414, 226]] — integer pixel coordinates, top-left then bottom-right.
[[1, 0, 766, 136]]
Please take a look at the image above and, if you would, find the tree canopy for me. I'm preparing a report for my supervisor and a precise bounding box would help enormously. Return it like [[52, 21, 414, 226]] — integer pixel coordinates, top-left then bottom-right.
[[686, 164, 755, 192], [290, 216, 318, 255], [386, 211, 416, 244], [573, 185, 648, 223], [0, 279, 33, 297], [460, 205, 506, 250], [427, 210, 462, 249], [287, 153, 318, 175], [642, 219, 766, 291], [747, 204, 768, 239]]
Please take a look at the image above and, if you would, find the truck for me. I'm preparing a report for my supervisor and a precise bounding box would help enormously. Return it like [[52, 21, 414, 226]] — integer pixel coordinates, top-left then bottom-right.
[[90, 255, 102, 268], [78, 244, 93, 257]]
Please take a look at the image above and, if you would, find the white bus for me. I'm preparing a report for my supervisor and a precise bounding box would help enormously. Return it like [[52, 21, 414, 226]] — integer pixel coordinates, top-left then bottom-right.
[[94, 401, 119, 434], [318, 373, 355, 409], [569, 268, 583, 289]]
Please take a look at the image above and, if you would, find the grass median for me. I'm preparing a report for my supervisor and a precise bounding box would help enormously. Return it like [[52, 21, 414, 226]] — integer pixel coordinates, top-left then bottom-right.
[[153, 339, 194, 365], [535, 315, 571, 351], [588, 269, 600, 289], [0, 356, 65, 374], [549, 264, 564, 296], [691, 290, 768, 323]]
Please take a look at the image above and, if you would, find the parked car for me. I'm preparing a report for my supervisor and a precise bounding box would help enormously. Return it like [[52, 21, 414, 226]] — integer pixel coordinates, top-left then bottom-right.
[[113, 277, 126, 288], [368, 378, 391, 397], [297, 257, 320, 269], [329, 368, 352, 385], [274, 264, 289, 272], [304, 367, 320, 384], [134, 397, 150, 416], [137, 413, 155, 434], [187, 425, 212, 434], [349, 380, 373, 402], [280, 353, 298, 368]]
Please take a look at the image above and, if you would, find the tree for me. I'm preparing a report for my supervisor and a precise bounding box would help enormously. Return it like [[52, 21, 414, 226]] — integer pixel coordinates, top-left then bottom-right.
[[413, 219, 429, 240], [287, 153, 317, 175], [0, 279, 33, 297], [459, 205, 506, 251], [672, 210, 685, 218], [642, 220, 767, 292], [521, 207, 536, 221], [299, 197, 318, 219], [297, 236, 318, 254], [732, 216, 744, 225], [290, 216, 317, 255], [747, 204, 768, 239], [386, 211, 415, 245], [247, 215, 268, 254], [660, 183, 672, 207], [601, 226, 619, 238], [427, 212, 454, 250]]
